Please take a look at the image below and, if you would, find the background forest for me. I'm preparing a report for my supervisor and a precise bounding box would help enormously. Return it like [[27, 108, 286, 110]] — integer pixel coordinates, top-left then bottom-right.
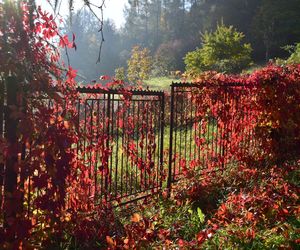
[[64, 0, 300, 82]]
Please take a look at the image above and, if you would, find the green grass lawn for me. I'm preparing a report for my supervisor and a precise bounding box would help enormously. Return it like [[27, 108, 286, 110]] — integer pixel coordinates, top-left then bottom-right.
[[143, 77, 177, 91]]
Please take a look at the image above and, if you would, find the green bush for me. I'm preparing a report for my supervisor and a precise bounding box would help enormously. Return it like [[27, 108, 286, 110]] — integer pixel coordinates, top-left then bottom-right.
[[288, 43, 300, 63], [184, 23, 252, 75], [276, 43, 300, 65]]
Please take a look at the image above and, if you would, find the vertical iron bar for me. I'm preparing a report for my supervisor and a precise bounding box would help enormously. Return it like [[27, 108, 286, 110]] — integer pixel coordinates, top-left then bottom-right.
[[100, 94, 106, 200], [83, 100, 87, 167], [167, 84, 175, 195], [109, 94, 114, 196], [105, 93, 111, 201], [120, 100, 125, 198], [115, 99, 119, 198], [197, 96, 202, 170], [133, 100, 138, 194], [159, 94, 165, 188], [207, 103, 211, 169], [184, 92, 188, 170], [221, 89, 226, 171], [130, 98, 135, 195], [89, 100, 94, 198], [94, 99, 100, 203], [193, 89, 198, 168], [179, 93, 184, 175], [173, 90, 178, 179], [155, 100, 159, 188], [125, 102, 130, 196], [145, 102, 149, 190], [136, 100, 140, 193], [189, 91, 193, 163]]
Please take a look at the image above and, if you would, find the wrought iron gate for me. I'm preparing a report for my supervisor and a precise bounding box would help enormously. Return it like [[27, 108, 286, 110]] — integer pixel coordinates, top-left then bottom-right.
[[77, 87, 165, 204]]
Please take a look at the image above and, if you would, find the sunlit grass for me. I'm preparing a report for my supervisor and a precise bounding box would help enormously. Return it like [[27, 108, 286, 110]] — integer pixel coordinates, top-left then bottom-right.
[[143, 77, 177, 91]]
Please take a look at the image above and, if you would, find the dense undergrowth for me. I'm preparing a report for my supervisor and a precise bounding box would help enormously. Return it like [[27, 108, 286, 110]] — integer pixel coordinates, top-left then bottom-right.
[[110, 163, 299, 249], [45, 161, 299, 249]]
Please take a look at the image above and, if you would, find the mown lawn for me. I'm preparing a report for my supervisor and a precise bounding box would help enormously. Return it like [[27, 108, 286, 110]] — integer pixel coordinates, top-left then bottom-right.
[[143, 77, 177, 91]]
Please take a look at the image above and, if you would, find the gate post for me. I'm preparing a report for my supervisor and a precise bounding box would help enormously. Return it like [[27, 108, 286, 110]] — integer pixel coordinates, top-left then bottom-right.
[[167, 83, 175, 196]]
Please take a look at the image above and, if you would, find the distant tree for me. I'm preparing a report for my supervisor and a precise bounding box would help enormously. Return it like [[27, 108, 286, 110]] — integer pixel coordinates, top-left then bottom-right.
[[184, 23, 252, 74], [153, 40, 182, 76], [252, 0, 300, 61], [161, 0, 186, 40], [127, 45, 153, 83], [115, 67, 126, 81], [64, 10, 121, 81]]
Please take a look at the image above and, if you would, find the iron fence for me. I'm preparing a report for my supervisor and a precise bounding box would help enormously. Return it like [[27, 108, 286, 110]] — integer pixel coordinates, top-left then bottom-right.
[[0, 80, 258, 216]]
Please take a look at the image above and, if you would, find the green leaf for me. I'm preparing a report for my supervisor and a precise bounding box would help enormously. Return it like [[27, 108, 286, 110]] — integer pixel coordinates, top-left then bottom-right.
[[197, 207, 205, 223]]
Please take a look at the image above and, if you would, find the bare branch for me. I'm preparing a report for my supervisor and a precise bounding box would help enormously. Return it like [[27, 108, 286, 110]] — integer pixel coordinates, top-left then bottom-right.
[[46, 1, 106, 64]]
